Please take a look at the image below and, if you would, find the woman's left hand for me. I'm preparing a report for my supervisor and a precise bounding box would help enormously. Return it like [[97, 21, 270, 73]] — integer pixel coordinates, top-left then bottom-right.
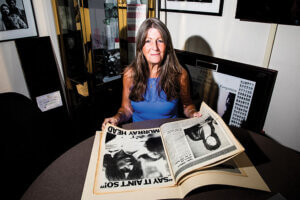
[[192, 111, 202, 118]]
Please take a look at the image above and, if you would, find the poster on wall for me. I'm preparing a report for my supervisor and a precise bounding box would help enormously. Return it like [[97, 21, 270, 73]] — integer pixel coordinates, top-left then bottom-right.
[[0, 0, 38, 42], [159, 0, 223, 16], [186, 62, 256, 128]]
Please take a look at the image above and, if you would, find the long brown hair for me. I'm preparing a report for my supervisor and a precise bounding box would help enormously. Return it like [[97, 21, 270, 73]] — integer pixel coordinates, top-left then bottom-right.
[[127, 18, 182, 101]]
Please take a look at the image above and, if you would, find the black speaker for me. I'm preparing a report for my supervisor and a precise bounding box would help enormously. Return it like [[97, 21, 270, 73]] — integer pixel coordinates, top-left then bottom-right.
[[15, 36, 69, 120]]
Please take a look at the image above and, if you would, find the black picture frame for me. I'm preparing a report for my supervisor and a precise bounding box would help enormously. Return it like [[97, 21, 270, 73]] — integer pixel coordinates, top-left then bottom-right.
[[0, 0, 38, 42], [175, 49, 278, 133], [159, 0, 224, 16], [235, 0, 300, 26]]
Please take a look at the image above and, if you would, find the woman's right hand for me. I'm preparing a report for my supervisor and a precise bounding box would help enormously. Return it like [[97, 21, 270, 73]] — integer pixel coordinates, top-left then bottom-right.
[[101, 116, 119, 131]]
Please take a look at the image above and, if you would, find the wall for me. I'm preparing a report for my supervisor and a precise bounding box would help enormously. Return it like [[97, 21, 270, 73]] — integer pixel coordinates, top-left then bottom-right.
[[160, 0, 300, 151], [160, 1, 271, 65], [0, 0, 61, 99], [263, 25, 300, 151]]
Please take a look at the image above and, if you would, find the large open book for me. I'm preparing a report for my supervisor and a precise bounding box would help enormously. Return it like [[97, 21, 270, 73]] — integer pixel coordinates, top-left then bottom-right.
[[81, 102, 270, 200]]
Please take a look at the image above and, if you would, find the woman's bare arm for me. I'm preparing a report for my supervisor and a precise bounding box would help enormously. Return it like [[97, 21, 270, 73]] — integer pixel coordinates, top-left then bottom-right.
[[102, 68, 134, 130], [179, 68, 201, 118]]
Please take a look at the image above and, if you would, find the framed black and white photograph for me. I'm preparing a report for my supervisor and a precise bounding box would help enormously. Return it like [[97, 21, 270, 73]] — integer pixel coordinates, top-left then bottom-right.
[[0, 0, 38, 42], [159, 0, 223, 16], [175, 49, 278, 133]]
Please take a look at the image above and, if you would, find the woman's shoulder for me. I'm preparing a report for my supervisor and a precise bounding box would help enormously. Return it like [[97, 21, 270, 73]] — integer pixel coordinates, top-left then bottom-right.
[[123, 66, 134, 79], [122, 66, 135, 88], [180, 67, 188, 76]]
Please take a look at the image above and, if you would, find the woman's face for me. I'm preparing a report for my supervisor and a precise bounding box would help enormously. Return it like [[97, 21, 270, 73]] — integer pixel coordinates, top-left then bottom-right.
[[7, 0, 16, 9], [142, 28, 166, 68], [1, 6, 10, 15]]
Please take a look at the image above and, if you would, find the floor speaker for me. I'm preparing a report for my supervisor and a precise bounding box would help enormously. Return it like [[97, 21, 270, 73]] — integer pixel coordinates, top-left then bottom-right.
[[15, 36, 69, 120]]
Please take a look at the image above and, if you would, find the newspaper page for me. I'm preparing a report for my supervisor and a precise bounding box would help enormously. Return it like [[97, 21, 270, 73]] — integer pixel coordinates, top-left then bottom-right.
[[160, 102, 244, 182], [93, 125, 175, 194]]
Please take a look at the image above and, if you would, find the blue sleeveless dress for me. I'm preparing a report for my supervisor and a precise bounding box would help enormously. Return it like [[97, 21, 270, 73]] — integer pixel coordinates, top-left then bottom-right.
[[131, 78, 178, 122]]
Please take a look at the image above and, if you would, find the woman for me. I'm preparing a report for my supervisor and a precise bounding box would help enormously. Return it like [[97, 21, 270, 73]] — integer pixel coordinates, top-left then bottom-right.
[[102, 18, 201, 130], [0, 4, 27, 30]]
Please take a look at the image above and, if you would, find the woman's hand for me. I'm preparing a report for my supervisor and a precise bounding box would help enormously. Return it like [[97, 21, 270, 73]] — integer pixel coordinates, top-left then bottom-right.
[[192, 111, 202, 118], [185, 107, 202, 118], [101, 116, 119, 131]]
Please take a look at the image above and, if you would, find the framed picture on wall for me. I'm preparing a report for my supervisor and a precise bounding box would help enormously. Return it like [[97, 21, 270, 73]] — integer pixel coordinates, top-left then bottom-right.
[[159, 0, 224, 16], [175, 49, 278, 133], [0, 0, 38, 42]]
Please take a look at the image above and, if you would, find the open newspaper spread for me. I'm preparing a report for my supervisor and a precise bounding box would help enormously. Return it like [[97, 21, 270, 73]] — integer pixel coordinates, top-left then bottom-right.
[[81, 102, 270, 200]]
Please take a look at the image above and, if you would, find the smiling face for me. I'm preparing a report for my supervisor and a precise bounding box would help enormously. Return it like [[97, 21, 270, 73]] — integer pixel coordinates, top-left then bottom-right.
[[142, 28, 166, 69], [1, 5, 10, 15]]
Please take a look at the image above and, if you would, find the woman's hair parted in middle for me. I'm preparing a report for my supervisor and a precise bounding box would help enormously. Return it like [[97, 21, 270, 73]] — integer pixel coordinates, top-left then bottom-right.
[[128, 18, 182, 102]]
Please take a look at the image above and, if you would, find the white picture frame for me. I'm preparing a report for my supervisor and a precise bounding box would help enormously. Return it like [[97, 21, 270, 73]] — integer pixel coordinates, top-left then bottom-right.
[[0, 0, 38, 42]]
